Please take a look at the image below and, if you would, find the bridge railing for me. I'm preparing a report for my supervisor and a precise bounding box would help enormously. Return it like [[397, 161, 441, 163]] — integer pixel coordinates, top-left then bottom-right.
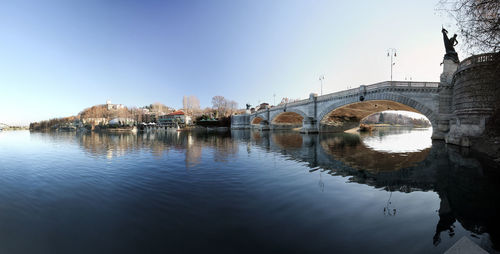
[[316, 81, 439, 102], [457, 53, 498, 73]]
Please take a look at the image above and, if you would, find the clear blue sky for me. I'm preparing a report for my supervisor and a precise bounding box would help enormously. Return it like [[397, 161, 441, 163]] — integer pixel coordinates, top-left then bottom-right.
[[0, 0, 458, 125]]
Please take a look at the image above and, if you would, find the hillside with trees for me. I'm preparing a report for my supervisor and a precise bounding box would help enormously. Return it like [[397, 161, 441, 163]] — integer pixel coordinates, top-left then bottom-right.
[[29, 116, 79, 131], [29, 95, 244, 131]]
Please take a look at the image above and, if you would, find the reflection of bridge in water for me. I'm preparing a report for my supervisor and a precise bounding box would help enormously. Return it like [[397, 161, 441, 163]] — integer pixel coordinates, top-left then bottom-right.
[[232, 130, 500, 251], [30, 129, 500, 251]]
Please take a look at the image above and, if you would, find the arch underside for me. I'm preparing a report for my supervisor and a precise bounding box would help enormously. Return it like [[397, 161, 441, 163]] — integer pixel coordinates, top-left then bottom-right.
[[251, 116, 263, 125], [320, 100, 431, 132], [271, 112, 304, 130]]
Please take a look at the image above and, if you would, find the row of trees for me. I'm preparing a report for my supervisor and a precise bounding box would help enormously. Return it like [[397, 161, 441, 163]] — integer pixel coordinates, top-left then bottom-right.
[[278, 97, 301, 106], [78, 95, 241, 123], [30, 95, 243, 130], [362, 112, 431, 127], [182, 95, 200, 115], [211, 96, 239, 118], [29, 116, 78, 130]]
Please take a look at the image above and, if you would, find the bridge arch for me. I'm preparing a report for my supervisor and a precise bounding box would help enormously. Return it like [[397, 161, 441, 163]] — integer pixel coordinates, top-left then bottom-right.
[[317, 94, 437, 132], [270, 111, 305, 130], [270, 108, 308, 122], [251, 116, 264, 125]]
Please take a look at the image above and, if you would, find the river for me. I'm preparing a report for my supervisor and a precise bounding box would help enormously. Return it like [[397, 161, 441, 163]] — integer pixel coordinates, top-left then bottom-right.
[[0, 128, 499, 253]]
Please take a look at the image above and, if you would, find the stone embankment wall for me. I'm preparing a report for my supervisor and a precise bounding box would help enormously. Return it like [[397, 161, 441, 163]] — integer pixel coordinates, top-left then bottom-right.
[[231, 114, 250, 129], [446, 53, 499, 146]]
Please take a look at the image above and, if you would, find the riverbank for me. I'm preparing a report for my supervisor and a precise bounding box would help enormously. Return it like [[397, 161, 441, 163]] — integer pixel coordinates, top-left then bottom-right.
[[345, 124, 430, 134], [0, 126, 29, 131]]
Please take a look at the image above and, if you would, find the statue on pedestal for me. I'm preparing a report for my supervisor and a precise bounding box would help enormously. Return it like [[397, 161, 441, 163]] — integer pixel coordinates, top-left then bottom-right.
[[442, 27, 459, 63], [245, 104, 251, 114]]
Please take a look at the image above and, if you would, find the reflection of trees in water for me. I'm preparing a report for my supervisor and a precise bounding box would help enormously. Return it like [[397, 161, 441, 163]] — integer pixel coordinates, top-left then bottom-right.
[[38, 131, 239, 166], [79, 132, 140, 159], [272, 132, 303, 149], [319, 133, 430, 172], [185, 134, 202, 168], [191, 132, 239, 163]]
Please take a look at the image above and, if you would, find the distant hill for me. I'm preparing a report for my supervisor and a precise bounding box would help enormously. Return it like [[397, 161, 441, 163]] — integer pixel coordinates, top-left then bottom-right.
[[29, 101, 178, 131]]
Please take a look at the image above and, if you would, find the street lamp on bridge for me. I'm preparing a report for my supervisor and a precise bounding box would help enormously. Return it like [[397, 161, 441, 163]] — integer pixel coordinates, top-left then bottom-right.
[[386, 48, 397, 81], [319, 75, 325, 96]]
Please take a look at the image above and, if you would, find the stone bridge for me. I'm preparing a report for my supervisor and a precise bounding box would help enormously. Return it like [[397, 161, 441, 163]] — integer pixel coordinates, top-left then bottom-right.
[[232, 53, 499, 146], [233, 81, 442, 136]]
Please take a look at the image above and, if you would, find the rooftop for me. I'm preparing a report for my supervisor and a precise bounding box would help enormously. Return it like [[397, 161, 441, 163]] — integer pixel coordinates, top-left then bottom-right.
[[167, 110, 185, 116]]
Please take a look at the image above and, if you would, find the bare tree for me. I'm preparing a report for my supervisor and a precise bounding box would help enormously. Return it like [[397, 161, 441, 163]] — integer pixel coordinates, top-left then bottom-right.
[[278, 97, 290, 106], [278, 97, 301, 106], [183, 95, 201, 115], [227, 100, 239, 115], [211, 96, 227, 118], [150, 102, 174, 114], [438, 0, 500, 53]]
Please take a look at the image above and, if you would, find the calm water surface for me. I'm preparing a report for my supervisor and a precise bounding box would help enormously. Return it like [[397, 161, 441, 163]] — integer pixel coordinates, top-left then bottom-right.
[[0, 128, 499, 254]]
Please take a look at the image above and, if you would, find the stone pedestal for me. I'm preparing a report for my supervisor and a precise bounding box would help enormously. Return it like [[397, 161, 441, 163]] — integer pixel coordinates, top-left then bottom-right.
[[434, 59, 459, 140], [440, 59, 458, 84]]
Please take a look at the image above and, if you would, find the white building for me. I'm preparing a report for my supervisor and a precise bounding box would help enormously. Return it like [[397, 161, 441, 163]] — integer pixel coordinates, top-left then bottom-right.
[[106, 100, 125, 110]]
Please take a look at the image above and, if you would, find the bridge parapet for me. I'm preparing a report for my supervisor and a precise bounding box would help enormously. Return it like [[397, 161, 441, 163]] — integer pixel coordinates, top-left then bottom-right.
[[249, 81, 440, 118], [316, 81, 439, 103], [456, 53, 497, 73]]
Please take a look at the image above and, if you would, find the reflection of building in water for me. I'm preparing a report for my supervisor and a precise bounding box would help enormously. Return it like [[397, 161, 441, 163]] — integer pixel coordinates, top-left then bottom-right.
[[212, 134, 239, 162], [77, 132, 180, 159], [76, 131, 239, 164], [79, 132, 139, 159], [185, 134, 202, 168], [106, 100, 125, 110]]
